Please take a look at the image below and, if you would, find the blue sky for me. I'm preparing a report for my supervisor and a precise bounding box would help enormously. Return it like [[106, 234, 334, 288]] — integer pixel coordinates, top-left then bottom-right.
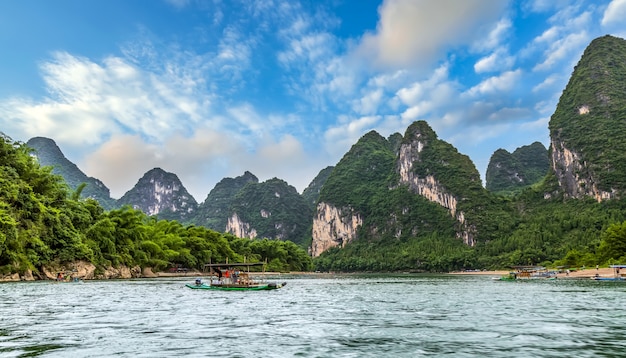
[[1, 0, 626, 201]]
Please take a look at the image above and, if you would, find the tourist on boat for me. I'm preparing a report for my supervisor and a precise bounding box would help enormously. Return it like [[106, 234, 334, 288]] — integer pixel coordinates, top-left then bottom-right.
[[195, 278, 202, 286]]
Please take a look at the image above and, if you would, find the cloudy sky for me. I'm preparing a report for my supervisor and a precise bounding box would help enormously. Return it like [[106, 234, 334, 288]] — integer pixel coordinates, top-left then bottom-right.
[[1, 0, 625, 201]]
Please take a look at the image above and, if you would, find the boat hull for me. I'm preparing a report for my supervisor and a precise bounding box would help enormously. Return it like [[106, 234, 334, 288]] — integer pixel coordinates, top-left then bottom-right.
[[185, 282, 286, 291]]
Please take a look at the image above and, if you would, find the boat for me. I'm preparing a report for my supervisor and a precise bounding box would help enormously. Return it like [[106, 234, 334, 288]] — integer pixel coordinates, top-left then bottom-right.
[[185, 262, 286, 291], [494, 266, 558, 281], [591, 265, 626, 281]]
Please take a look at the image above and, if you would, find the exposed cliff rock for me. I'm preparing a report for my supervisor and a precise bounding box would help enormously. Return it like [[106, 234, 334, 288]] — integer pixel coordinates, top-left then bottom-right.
[[225, 178, 312, 245], [550, 139, 616, 201], [227, 212, 258, 239], [310, 202, 362, 257], [310, 123, 487, 256], [396, 121, 482, 245], [398, 143, 458, 216], [549, 35, 626, 200], [193, 171, 258, 230], [118, 168, 198, 221]]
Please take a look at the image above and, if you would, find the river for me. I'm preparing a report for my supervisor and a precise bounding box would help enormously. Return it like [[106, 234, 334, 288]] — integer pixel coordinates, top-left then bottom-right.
[[1, 274, 625, 357]]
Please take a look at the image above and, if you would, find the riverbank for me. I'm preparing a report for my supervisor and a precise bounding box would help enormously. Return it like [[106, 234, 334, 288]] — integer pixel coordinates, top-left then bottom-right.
[[449, 267, 618, 279]]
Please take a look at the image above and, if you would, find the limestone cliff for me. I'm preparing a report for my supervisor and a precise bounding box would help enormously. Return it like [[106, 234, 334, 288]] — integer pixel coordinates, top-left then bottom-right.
[[396, 121, 480, 245], [224, 178, 312, 245], [548, 35, 626, 200], [118, 168, 198, 221], [226, 212, 258, 239], [310, 123, 486, 257], [310, 202, 363, 257], [550, 138, 616, 201]]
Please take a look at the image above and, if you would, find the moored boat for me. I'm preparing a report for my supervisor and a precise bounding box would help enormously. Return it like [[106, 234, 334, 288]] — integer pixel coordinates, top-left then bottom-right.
[[494, 266, 558, 281], [185, 262, 286, 291], [591, 265, 626, 281]]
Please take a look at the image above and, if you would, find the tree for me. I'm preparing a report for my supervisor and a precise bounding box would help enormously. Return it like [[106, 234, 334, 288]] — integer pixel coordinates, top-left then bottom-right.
[[598, 221, 626, 263]]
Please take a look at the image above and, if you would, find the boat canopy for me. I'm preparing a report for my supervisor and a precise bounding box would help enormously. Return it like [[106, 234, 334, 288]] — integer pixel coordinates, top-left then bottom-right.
[[204, 262, 265, 269], [609, 265, 626, 269]]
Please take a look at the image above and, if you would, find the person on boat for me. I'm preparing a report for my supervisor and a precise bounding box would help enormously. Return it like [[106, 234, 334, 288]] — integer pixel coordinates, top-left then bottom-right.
[[224, 269, 230, 284], [195, 278, 202, 286], [57, 272, 64, 281], [215, 268, 223, 281]]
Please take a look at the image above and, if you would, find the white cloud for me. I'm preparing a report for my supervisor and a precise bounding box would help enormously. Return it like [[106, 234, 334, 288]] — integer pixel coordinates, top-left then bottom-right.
[[466, 69, 522, 97], [474, 48, 515, 73], [472, 18, 513, 52], [532, 74, 560, 93], [324, 115, 381, 156], [533, 31, 589, 71], [353, 89, 384, 115], [357, 0, 507, 69], [602, 0, 626, 32]]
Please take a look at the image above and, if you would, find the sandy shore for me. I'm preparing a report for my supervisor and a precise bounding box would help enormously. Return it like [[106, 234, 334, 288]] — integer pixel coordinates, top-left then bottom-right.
[[158, 268, 621, 279], [449, 267, 619, 279]]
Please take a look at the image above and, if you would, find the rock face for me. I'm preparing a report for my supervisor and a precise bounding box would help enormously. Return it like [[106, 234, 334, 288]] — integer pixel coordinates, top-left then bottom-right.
[[395, 121, 479, 246], [118, 168, 198, 221], [193, 171, 259, 230], [397, 133, 458, 216], [227, 212, 258, 239], [549, 35, 626, 201], [310, 122, 484, 256], [224, 178, 312, 245], [310, 202, 362, 257]]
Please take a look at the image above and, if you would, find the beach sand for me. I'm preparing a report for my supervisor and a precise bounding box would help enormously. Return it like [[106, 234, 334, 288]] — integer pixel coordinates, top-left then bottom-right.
[[449, 267, 619, 279]]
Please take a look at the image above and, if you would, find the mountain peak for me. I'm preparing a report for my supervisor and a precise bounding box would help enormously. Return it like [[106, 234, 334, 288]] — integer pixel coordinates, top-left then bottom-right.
[[549, 34, 626, 200]]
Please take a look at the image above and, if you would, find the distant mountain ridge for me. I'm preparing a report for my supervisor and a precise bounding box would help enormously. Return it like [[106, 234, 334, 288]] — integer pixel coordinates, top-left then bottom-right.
[[549, 34, 626, 200], [117, 168, 198, 221], [26, 137, 117, 210], [22, 35, 626, 264], [485, 142, 550, 193]]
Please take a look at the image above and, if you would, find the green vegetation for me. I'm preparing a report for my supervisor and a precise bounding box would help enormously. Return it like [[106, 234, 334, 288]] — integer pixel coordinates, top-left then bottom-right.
[[312, 118, 626, 272], [550, 35, 626, 193], [26, 137, 117, 210], [192, 171, 258, 231], [0, 136, 312, 277], [229, 178, 313, 247], [486, 142, 550, 194]]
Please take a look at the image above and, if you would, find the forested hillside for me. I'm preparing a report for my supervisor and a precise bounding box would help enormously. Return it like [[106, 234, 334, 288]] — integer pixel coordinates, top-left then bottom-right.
[[0, 136, 312, 279], [485, 142, 550, 194], [27, 137, 117, 210]]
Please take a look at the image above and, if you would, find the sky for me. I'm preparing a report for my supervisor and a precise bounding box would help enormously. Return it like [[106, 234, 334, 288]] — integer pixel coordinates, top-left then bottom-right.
[[1, 0, 626, 201]]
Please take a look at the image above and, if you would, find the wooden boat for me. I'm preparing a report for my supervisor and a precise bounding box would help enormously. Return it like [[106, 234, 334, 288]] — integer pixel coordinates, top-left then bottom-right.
[[591, 265, 626, 281], [494, 266, 557, 281], [185, 262, 286, 291]]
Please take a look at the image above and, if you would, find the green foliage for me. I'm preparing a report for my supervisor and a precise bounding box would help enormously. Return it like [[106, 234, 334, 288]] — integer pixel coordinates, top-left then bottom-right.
[[301, 166, 334, 207], [597, 221, 626, 263], [0, 136, 311, 276], [486, 142, 550, 194], [228, 178, 313, 247], [549, 35, 626, 193], [319, 131, 396, 210], [192, 171, 258, 231], [26, 137, 117, 210]]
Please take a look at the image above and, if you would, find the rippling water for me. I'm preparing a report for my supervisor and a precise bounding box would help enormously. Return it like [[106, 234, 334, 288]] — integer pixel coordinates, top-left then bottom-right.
[[1, 274, 625, 357]]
